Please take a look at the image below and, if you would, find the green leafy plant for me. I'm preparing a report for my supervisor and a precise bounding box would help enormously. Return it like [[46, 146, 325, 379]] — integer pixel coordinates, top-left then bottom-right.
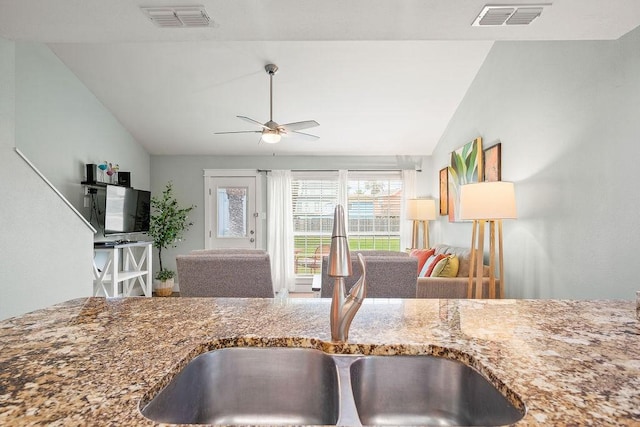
[[155, 269, 176, 281], [148, 182, 195, 281]]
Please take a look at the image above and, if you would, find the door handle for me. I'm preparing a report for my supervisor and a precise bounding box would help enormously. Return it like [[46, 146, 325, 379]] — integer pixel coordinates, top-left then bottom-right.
[[250, 238, 255, 243]]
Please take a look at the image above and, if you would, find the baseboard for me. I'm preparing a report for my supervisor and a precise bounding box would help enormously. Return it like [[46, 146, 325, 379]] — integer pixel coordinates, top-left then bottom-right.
[[295, 283, 312, 293]]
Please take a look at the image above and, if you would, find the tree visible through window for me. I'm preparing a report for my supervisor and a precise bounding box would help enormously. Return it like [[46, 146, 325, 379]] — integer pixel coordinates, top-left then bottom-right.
[[292, 171, 403, 276]]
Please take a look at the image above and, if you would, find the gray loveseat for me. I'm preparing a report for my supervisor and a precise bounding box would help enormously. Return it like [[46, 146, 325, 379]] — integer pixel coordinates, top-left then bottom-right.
[[416, 244, 500, 299], [320, 250, 418, 298], [317, 245, 500, 299]]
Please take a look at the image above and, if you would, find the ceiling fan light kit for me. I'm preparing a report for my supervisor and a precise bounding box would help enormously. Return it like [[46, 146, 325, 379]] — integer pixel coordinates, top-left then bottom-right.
[[261, 130, 281, 144], [214, 64, 320, 144]]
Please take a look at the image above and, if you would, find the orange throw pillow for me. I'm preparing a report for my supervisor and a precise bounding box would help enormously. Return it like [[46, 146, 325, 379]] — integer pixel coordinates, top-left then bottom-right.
[[409, 248, 435, 273], [424, 253, 447, 277]]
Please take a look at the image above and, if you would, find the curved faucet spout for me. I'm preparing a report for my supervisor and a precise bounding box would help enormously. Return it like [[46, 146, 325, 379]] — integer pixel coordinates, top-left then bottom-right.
[[330, 253, 367, 342], [328, 205, 367, 342]]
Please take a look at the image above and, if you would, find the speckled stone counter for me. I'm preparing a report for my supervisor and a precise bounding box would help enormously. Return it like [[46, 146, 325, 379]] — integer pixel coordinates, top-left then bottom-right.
[[0, 297, 638, 426]]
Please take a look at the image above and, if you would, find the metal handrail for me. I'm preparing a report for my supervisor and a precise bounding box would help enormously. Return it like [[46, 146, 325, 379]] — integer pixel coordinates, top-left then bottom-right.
[[14, 147, 96, 233]]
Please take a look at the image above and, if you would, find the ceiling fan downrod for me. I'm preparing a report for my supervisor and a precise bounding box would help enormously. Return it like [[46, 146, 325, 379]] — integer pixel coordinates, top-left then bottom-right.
[[265, 64, 278, 124]]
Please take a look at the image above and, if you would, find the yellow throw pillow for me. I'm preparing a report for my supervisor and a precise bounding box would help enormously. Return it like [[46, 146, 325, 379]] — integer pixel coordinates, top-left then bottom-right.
[[430, 255, 460, 278]]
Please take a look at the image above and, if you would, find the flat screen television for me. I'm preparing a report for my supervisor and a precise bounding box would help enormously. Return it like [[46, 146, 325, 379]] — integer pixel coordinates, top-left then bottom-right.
[[104, 185, 151, 235]]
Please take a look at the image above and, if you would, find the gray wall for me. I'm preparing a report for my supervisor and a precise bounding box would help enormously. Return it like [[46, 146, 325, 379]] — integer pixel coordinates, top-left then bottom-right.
[[431, 27, 640, 299], [15, 42, 151, 209], [151, 155, 429, 276], [0, 38, 94, 320], [0, 40, 151, 319]]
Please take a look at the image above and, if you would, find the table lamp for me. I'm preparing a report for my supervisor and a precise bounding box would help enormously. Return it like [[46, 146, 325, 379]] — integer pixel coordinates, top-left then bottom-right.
[[460, 182, 516, 298], [407, 199, 437, 249]]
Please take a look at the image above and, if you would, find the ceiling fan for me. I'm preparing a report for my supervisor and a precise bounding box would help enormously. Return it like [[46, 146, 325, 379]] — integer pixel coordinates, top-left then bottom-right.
[[215, 64, 319, 144]]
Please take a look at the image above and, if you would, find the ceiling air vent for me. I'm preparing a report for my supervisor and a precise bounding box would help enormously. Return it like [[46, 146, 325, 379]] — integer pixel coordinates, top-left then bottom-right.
[[141, 6, 212, 28], [472, 4, 551, 26]]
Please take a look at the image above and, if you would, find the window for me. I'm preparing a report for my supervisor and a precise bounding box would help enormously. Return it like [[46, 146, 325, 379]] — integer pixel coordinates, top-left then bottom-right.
[[347, 172, 402, 252], [216, 186, 248, 238], [292, 173, 338, 275], [292, 171, 403, 276]]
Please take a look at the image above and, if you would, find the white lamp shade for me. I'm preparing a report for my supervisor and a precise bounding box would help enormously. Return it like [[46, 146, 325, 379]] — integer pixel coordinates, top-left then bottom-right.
[[407, 199, 437, 220], [459, 182, 517, 220], [261, 130, 281, 144]]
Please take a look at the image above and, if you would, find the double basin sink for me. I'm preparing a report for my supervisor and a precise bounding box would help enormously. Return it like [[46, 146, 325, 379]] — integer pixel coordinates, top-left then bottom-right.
[[141, 347, 525, 426]]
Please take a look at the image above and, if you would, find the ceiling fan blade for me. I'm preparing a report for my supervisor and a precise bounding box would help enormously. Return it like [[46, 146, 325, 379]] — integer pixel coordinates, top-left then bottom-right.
[[289, 130, 320, 141], [280, 120, 319, 132], [214, 130, 262, 135], [237, 115, 270, 130]]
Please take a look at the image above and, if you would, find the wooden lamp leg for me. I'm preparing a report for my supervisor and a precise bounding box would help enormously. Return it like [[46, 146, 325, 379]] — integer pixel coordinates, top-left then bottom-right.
[[411, 220, 419, 249], [475, 220, 485, 299], [423, 220, 430, 249], [468, 220, 477, 298], [498, 219, 504, 298], [489, 220, 496, 299]]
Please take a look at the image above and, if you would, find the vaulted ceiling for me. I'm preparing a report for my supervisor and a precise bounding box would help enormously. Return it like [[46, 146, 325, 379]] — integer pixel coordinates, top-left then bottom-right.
[[2, 0, 640, 156]]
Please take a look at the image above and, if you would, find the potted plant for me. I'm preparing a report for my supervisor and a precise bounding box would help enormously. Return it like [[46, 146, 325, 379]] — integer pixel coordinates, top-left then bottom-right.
[[149, 182, 195, 296]]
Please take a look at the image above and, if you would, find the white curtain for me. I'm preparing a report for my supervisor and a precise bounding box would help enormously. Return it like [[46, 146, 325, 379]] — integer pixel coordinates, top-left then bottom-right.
[[401, 169, 417, 251], [338, 170, 349, 233], [267, 170, 295, 294]]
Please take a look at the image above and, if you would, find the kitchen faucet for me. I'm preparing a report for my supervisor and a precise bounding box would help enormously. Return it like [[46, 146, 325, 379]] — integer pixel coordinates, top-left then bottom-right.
[[329, 204, 367, 342]]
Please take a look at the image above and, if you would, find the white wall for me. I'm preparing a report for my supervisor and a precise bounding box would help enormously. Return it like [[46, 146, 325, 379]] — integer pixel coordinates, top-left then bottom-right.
[[431, 27, 640, 299], [15, 42, 151, 208], [151, 155, 429, 277], [0, 37, 94, 320]]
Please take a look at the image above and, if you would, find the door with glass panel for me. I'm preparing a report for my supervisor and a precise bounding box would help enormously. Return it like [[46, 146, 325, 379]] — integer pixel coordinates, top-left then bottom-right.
[[206, 176, 257, 249]]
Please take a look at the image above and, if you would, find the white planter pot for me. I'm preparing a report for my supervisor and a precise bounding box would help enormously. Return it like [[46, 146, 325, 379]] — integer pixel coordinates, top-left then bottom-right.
[[155, 278, 174, 296]]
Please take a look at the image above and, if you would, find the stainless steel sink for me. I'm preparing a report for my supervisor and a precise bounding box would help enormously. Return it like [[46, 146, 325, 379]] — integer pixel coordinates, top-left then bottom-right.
[[140, 347, 340, 425], [349, 355, 525, 426], [141, 347, 524, 426]]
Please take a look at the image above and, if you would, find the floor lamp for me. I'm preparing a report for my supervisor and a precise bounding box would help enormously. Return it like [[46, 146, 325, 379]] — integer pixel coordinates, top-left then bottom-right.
[[407, 199, 437, 249], [459, 182, 517, 299]]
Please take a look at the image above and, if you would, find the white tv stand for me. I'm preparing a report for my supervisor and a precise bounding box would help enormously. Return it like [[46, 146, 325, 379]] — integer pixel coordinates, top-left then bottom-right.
[[93, 241, 153, 297]]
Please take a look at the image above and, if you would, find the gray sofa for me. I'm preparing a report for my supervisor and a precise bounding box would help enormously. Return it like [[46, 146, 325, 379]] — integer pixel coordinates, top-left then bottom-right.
[[320, 251, 418, 299], [176, 249, 274, 297], [416, 244, 500, 299], [318, 245, 500, 299]]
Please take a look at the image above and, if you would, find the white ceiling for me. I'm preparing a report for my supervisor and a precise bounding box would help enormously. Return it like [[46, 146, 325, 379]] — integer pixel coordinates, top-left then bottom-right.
[[2, 0, 640, 156]]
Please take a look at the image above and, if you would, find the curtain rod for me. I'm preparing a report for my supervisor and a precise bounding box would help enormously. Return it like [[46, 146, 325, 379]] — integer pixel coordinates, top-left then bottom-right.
[[257, 168, 421, 173]]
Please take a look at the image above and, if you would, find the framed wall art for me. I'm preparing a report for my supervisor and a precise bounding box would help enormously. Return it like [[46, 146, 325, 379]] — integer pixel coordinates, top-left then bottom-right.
[[448, 137, 483, 222], [439, 167, 448, 215], [483, 142, 502, 182]]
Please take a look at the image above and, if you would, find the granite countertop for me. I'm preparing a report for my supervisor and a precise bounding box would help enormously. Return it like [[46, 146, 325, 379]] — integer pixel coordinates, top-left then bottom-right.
[[0, 297, 638, 426]]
